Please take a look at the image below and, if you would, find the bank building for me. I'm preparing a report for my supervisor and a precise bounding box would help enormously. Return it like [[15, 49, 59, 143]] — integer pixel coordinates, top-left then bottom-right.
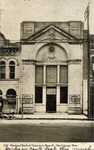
[[0, 21, 89, 116]]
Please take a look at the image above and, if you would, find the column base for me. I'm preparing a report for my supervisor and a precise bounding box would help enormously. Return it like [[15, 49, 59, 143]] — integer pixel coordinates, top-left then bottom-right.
[[68, 107, 82, 114]]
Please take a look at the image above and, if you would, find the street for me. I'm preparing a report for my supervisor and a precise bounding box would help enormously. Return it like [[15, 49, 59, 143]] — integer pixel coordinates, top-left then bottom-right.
[[0, 120, 94, 142]]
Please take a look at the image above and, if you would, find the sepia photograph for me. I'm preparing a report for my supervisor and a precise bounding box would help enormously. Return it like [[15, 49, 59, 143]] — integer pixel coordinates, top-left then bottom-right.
[[0, 0, 94, 148]]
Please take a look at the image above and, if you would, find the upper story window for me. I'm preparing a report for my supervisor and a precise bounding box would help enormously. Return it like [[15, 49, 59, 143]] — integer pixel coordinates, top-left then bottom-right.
[[46, 66, 57, 83], [9, 61, 15, 79], [35, 66, 43, 83], [60, 65, 68, 84], [0, 61, 6, 79]]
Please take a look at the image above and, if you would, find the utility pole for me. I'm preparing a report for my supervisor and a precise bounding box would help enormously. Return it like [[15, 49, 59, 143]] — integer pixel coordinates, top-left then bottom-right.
[[84, 1, 92, 118]]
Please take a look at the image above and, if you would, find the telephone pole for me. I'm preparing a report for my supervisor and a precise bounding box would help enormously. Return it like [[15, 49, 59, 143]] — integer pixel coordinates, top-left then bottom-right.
[[84, 1, 92, 118]]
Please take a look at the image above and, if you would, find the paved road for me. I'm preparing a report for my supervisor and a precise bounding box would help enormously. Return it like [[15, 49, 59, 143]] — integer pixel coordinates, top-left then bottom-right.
[[0, 120, 94, 142]]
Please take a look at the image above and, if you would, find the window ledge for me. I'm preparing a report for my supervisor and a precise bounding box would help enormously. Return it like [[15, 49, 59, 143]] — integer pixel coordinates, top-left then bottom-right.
[[59, 104, 68, 105], [0, 79, 19, 81]]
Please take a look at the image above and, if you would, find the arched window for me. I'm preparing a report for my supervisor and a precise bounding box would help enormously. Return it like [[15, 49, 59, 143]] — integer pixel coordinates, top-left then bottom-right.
[[9, 61, 15, 79], [6, 89, 16, 105], [6, 89, 16, 98], [0, 61, 6, 79]]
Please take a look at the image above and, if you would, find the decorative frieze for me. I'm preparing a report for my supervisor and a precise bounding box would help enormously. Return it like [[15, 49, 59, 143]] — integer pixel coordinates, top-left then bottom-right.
[[68, 59, 81, 64], [0, 48, 19, 56], [22, 60, 35, 65]]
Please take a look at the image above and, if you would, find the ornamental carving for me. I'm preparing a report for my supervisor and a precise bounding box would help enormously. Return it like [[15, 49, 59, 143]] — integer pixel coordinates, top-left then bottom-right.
[[48, 46, 55, 54]]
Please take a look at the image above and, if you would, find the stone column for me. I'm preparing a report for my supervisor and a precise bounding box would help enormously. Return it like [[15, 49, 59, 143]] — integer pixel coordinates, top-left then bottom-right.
[[43, 65, 46, 84], [16, 95, 19, 114], [43, 65, 46, 112], [57, 65, 60, 84], [57, 86, 60, 112], [68, 60, 82, 114], [57, 65, 60, 112]]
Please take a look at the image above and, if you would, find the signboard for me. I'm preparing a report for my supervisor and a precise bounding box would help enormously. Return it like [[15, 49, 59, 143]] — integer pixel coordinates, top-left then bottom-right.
[[47, 88, 56, 95], [69, 95, 80, 104], [22, 94, 33, 104], [70, 26, 80, 35], [23, 22, 34, 37], [22, 94, 34, 114]]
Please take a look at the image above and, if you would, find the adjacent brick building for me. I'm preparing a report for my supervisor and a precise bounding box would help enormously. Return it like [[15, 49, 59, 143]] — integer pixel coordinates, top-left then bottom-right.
[[90, 35, 94, 117]]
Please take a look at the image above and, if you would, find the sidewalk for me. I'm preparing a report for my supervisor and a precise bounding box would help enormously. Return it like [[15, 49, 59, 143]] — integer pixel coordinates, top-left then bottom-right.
[[14, 113, 88, 120], [0, 114, 94, 125], [0, 113, 94, 125]]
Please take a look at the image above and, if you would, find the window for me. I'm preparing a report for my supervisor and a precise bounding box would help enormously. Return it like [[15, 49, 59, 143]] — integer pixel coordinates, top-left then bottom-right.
[[35, 86, 42, 103], [60, 65, 68, 84], [46, 66, 57, 83], [35, 66, 43, 83], [0, 61, 6, 79], [6, 89, 16, 105], [0, 90, 2, 96], [9, 61, 15, 79], [60, 87, 68, 103]]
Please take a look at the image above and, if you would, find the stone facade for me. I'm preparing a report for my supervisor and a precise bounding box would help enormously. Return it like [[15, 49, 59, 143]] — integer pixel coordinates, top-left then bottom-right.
[[0, 21, 89, 115]]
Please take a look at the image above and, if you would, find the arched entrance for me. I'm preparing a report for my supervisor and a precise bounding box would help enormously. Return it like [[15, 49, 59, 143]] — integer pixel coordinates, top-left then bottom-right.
[[35, 43, 68, 113], [5, 89, 16, 113]]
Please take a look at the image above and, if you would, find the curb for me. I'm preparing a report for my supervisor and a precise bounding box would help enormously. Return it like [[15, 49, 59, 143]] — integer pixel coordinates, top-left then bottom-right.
[[1, 117, 93, 121]]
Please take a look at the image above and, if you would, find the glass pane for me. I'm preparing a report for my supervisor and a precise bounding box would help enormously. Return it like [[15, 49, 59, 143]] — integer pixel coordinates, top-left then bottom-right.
[[6, 89, 16, 98], [0, 61, 5, 65], [1, 66, 5, 73], [9, 66, 15, 79], [9, 61, 15, 65], [46, 66, 57, 83], [35, 66, 43, 83], [10, 66, 15, 72], [1, 73, 5, 79], [10, 73, 15, 79], [60, 66, 68, 83], [60, 87, 68, 103], [35, 87, 42, 103]]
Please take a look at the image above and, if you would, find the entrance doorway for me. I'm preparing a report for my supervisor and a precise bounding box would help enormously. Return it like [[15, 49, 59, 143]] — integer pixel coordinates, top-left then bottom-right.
[[46, 87, 56, 113]]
